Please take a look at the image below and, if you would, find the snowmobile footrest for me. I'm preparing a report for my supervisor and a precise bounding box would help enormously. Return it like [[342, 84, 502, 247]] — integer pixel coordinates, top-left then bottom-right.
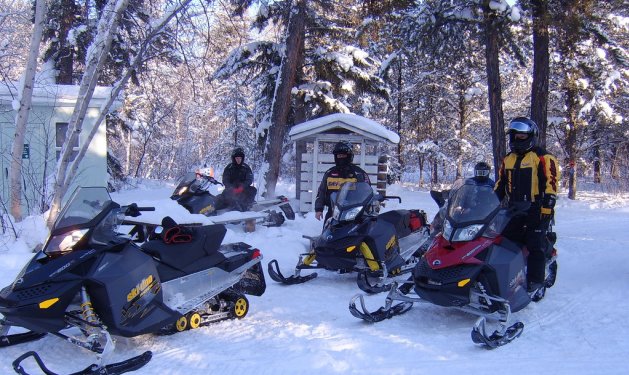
[[471, 321, 524, 349], [348, 294, 413, 323], [267, 259, 317, 285], [356, 272, 392, 294], [0, 331, 47, 347], [12, 350, 152, 375]]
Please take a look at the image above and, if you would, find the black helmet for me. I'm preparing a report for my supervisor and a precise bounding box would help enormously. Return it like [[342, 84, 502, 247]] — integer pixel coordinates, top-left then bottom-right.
[[508, 117, 539, 154], [231, 147, 245, 163], [333, 141, 353, 166], [474, 162, 491, 181]]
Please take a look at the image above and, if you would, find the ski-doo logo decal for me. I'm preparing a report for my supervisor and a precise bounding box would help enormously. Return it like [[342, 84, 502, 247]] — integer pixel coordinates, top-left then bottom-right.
[[326, 177, 358, 190], [127, 275, 158, 302], [199, 205, 215, 215], [386, 235, 397, 250], [509, 269, 526, 290], [432, 260, 441, 266]]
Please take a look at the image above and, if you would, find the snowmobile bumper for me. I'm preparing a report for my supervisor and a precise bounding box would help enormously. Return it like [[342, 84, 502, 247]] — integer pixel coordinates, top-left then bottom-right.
[[412, 260, 480, 308]]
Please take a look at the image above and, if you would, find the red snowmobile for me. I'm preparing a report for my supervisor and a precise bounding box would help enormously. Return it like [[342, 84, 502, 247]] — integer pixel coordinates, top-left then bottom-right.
[[349, 180, 558, 348]]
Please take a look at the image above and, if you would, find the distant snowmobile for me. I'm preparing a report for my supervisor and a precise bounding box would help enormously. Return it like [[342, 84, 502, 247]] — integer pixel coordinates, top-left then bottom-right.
[[171, 170, 295, 227], [0, 187, 266, 374], [268, 181, 430, 293], [349, 181, 558, 348]]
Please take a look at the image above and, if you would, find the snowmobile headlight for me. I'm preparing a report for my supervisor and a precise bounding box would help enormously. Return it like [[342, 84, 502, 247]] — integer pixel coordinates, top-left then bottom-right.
[[340, 207, 362, 222], [44, 229, 89, 258], [452, 224, 484, 242], [176, 186, 188, 195]]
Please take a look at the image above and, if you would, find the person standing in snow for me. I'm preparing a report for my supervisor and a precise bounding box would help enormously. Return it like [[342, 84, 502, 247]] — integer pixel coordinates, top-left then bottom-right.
[[218, 147, 257, 211], [494, 117, 560, 293], [314, 141, 371, 224]]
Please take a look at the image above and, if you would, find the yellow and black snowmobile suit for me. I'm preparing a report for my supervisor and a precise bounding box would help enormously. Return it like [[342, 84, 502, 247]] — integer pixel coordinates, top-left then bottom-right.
[[494, 147, 560, 206]]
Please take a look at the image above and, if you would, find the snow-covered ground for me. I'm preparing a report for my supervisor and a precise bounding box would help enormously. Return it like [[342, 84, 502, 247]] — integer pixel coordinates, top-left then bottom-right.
[[1, 181, 629, 375]]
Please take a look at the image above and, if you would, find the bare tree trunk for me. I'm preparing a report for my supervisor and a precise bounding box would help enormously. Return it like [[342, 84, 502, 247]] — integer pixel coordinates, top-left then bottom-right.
[[418, 154, 424, 187], [593, 144, 601, 183], [531, 0, 550, 148], [9, 0, 47, 221], [47, 0, 131, 226], [47, 0, 195, 225], [56, 0, 77, 84], [264, 0, 306, 198], [396, 58, 403, 166], [565, 75, 579, 200], [483, 1, 507, 182]]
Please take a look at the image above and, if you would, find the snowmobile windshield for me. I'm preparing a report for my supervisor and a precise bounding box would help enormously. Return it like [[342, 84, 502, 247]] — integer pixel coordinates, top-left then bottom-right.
[[446, 183, 500, 225], [174, 173, 197, 192], [335, 182, 374, 209], [54, 187, 113, 230]]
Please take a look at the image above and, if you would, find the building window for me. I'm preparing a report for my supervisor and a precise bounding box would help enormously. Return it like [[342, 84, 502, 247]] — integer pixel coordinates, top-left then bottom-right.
[[55, 122, 79, 161]]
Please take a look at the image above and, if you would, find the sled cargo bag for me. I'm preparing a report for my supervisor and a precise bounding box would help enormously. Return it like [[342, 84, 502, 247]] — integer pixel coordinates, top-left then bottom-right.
[[409, 209, 428, 231]]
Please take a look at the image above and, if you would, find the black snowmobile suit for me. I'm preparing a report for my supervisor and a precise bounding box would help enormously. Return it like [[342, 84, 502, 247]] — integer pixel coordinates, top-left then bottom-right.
[[314, 164, 371, 222], [220, 155, 256, 211]]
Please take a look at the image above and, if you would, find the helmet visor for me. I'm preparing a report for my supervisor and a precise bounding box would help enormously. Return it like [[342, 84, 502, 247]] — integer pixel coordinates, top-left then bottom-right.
[[509, 121, 532, 133], [475, 169, 490, 177]]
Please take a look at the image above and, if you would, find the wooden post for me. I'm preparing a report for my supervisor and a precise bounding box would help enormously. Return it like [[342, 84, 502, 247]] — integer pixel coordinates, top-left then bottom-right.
[[377, 155, 388, 196], [244, 219, 256, 233]]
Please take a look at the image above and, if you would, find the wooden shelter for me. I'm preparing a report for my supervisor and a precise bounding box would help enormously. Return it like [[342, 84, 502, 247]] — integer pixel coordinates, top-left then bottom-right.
[[289, 113, 399, 213]]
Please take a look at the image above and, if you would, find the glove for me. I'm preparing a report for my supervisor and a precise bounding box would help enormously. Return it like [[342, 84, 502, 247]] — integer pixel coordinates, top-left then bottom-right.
[[540, 194, 556, 220]]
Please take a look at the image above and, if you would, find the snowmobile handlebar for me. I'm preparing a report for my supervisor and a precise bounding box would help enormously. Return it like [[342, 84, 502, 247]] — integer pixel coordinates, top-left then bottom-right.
[[201, 175, 223, 186], [125, 203, 155, 217], [383, 195, 402, 203]]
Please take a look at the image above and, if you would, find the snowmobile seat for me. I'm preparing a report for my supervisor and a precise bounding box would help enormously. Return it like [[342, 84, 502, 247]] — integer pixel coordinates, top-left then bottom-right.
[[378, 210, 412, 237], [140, 224, 227, 272]]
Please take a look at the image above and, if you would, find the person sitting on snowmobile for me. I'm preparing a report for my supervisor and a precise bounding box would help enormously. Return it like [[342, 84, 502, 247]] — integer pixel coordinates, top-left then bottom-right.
[[494, 116, 560, 293], [430, 162, 494, 209], [217, 147, 257, 211], [314, 141, 371, 224]]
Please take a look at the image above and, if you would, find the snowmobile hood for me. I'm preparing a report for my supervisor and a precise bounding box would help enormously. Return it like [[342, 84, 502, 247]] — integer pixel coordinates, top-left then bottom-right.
[[424, 235, 489, 270]]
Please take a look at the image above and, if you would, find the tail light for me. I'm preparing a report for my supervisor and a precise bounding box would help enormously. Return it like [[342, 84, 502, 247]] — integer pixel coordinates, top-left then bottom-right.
[[252, 248, 261, 259]]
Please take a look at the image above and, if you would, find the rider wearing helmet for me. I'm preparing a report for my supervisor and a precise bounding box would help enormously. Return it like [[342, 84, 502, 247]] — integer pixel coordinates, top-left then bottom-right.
[[471, 161, 494, 187], [219, 147, 257, 211], [494, 117, 560, 293], [314, 141, 371, 223]]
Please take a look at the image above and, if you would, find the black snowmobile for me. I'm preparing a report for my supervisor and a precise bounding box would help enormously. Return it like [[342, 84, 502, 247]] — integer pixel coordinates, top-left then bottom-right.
[[0, 186, 266, 374], [268, 181, 430, 293], [349, 181, 558, 348], [171, 170, 295, 227]]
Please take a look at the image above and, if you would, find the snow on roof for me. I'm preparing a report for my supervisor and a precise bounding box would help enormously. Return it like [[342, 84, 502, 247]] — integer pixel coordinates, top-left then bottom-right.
[[289, 113, 399, 144], [0, 82, 112, 108]]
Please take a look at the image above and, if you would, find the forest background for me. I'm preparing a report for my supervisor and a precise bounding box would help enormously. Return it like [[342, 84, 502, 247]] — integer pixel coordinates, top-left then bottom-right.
[[1, 0, 627, 226]]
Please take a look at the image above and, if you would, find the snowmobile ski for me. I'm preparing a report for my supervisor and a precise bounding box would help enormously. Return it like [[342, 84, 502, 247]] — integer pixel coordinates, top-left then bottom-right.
[[12, 350, 152, 375], [471, 318, 524, 349], [267, 260, 317, 285], [348, 293, 413, 323]]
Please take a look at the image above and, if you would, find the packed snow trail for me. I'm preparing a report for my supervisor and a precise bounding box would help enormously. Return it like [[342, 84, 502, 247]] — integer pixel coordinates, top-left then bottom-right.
[[1, 184, 628, 375]]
